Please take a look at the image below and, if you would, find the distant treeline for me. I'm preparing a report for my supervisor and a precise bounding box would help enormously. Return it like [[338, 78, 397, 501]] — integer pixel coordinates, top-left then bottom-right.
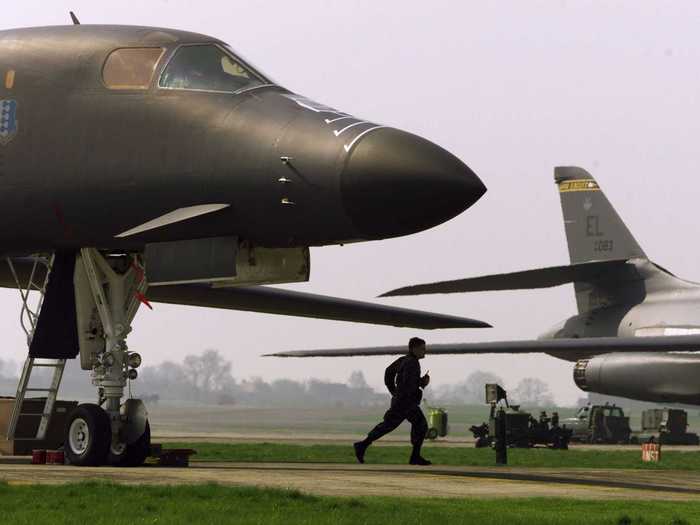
[[0, 350, 557, 408], [0, 352, 385, 408]]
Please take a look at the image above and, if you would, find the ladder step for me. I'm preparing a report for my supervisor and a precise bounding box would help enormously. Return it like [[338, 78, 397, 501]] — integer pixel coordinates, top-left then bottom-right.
[[7, 343, 65, 442]]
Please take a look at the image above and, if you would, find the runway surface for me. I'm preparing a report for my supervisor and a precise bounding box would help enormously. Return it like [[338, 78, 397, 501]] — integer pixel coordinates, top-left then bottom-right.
[[1, 457, 700, 500], [152, 431, 700, 451]]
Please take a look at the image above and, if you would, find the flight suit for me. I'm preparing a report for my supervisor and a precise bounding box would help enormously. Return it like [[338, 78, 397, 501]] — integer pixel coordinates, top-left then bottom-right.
[[365, 354, 428, 453]]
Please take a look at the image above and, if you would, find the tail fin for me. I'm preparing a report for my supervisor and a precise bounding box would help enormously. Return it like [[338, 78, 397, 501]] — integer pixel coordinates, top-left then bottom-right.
[[555, 166, 646, 264], [555, 166, 647, 314]]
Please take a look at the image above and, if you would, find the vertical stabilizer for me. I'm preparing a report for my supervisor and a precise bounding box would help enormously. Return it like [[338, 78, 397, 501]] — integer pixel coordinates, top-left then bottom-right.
[[555, 167, 647, 314], [555, 167, 646, 265]]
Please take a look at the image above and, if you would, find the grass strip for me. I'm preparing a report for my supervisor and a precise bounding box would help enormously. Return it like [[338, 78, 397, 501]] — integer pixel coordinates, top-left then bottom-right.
[[168, 442, 700, 470], [0, 481, 699, 525]]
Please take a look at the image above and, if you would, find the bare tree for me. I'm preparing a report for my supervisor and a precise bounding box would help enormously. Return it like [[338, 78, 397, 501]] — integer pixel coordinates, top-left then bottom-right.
[[183, 349, 235, 401], [434, 370, 504, 404], [200, 349, 234, 394], [511, 377, 554, 407], [348, 370, 369, 390], [183, 354, 203, 396]]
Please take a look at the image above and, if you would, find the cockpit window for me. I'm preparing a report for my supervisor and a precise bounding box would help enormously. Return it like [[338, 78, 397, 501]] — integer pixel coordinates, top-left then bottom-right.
[[103, 48, 165, 89], [159, 44, 266, 93]]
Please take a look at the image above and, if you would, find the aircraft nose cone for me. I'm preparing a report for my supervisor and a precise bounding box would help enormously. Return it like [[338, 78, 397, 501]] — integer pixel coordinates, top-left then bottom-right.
[[341, 128, 486, 239]]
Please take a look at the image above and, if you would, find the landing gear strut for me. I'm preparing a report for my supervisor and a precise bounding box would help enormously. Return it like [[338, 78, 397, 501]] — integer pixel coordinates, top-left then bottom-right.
[[64, 249, 149, 467]]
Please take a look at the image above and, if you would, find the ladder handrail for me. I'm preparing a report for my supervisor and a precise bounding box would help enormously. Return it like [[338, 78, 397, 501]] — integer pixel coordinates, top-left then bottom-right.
[[6, 253, 66, 443], [7, 255, 54, 343]]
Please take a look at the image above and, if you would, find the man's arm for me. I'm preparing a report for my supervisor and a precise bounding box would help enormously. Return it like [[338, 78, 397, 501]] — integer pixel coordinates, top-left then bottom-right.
[[399, 358, 421, 396], [420, 372, 430, 388], [384, 358, 400, 396]]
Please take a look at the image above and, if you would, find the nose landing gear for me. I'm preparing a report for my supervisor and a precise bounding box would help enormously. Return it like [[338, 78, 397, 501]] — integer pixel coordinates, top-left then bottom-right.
[[65, 403, 111, 466], [64, 248, 150, 467], [108, 420, 151, 467]]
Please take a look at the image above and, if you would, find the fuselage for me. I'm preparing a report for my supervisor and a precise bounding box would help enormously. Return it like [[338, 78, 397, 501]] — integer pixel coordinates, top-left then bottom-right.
[[540, 259, 700, 361], [0, 25, 486, 254]]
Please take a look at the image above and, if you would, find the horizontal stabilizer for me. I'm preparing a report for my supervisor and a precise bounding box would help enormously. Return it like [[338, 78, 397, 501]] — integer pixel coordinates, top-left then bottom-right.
[[148, 284, 491, 330], [266, 334, 700, 357], [382, 259, 629, 297]]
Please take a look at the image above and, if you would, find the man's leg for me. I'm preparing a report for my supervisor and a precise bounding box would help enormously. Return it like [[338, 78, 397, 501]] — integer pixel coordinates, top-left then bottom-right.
[[354, 405, 405, 463], [367, 408, 405, 442], [406, 405, 431, 465]]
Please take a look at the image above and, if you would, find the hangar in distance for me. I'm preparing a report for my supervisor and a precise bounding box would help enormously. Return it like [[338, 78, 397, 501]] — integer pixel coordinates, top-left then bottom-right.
[[272, 167, 700, 407], [0, 22, 488, 466]]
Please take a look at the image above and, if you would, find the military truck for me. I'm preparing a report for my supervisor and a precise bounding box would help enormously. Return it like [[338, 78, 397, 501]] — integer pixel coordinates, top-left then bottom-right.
[[629, 409, 699, 445], [561, 403, 631, 444], [470, 406, 571, 449], [470, 384, 571, 449]]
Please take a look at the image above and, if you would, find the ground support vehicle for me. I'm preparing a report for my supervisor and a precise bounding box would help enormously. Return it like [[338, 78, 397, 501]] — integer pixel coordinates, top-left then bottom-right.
[[561, 404, 631, 444], [630, 409, 699, 445]]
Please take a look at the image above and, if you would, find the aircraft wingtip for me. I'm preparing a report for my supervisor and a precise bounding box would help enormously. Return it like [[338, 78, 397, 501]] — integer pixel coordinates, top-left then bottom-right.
[[379, 288, 408, 298]]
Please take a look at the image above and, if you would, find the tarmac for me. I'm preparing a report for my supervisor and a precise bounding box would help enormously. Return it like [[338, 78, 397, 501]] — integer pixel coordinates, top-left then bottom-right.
[[1, 456, 700, 500], [153, 431, 700, 451]]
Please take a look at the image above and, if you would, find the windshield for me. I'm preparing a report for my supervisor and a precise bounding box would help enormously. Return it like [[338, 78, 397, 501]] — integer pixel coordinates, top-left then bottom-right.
[[224, 44, 273, 84], [160, 44, 266, 93]]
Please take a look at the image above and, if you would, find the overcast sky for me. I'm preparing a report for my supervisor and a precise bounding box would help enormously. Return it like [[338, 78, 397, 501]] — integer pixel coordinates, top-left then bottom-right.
[[4, 1, 700, 405]]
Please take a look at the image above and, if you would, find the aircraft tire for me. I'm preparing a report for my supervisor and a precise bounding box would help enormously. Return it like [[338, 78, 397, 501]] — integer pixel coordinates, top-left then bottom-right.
[[108, 421, 151, 467], [65, 404, 111, 466]]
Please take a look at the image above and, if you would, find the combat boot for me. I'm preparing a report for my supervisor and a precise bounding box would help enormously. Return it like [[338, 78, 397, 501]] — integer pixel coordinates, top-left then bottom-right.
[[409, 455, 432, 466], [354, 441, 369, 464]]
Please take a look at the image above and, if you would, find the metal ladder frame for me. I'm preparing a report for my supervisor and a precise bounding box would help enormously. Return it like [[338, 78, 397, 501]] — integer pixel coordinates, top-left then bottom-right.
[[8, 357, 66, 441], [5, 254, 66, 442]]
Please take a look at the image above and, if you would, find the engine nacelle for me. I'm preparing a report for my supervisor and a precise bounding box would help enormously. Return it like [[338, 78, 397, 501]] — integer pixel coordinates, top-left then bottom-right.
[[573, 352, 700, 405]]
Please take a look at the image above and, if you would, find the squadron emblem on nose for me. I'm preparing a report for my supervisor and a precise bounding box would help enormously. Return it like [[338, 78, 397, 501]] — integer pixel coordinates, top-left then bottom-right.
[[0, 99, 18, 146]]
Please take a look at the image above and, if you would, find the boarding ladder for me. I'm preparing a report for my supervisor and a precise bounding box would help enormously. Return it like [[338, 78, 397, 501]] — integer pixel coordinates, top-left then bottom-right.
[[5, 254, 66, 441]]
